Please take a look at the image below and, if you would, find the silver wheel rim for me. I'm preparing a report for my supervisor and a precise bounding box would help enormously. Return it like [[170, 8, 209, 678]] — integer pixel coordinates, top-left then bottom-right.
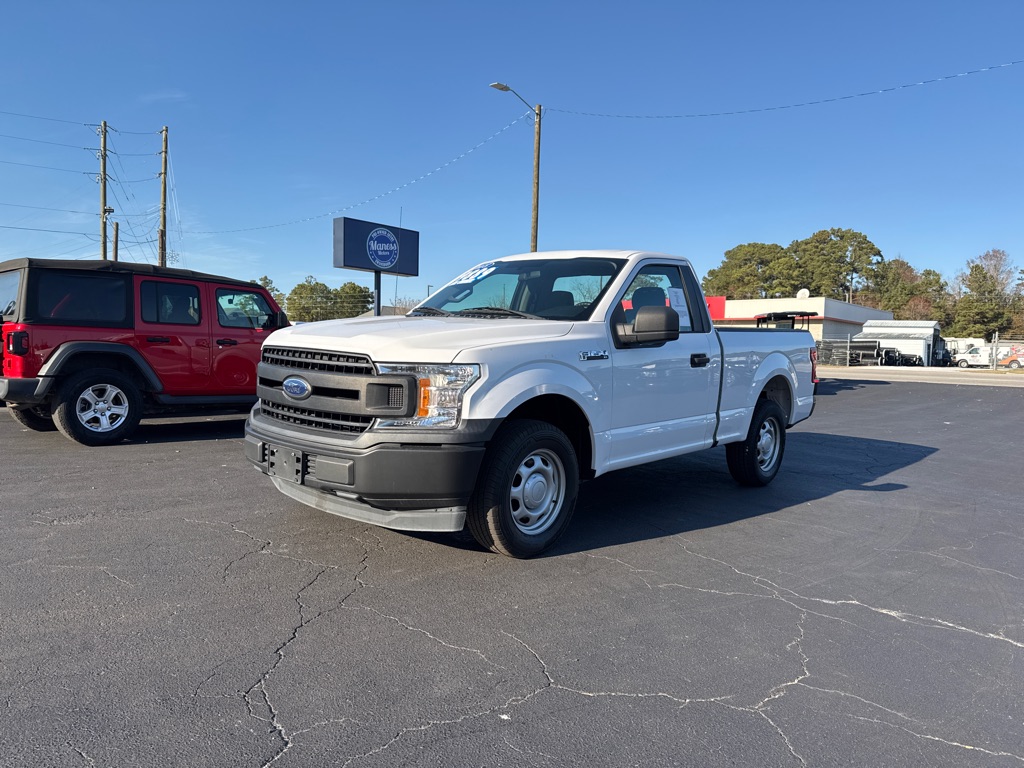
[[509, 448, 565, 535], [756, 417, 781, 472], [75, 383, 131, 433]]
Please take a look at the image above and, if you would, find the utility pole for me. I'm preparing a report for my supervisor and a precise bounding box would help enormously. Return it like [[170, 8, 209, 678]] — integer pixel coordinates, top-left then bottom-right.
[[112, 222, 119, 262], [159, 126, 168, 267], [99, 121, 108, 260], [530, 102, 541, 252]]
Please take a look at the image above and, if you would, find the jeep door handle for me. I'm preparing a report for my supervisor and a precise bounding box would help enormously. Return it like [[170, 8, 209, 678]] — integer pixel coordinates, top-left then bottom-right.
[[690, 353, 710, 367], [146, 336, 171, 343], [216, 339, 238, 346]]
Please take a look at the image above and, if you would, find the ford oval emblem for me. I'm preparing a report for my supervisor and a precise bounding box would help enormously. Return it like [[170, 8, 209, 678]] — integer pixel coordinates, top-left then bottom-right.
[[282, 376, 312, 400]]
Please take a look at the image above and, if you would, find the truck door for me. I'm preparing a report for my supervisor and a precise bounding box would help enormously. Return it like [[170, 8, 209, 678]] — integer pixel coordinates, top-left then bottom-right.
[[208, 284, 277, 394], [134, 277, 212, 393], [607, 263, 718, 467]]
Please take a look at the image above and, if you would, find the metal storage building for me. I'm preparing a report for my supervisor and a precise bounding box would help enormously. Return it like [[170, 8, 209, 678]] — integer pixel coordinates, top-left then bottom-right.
[[852, 320, 945, 366]]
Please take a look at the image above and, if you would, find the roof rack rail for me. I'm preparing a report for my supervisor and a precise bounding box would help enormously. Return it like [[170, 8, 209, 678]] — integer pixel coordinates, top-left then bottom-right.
[[755, 311, 819, 329]]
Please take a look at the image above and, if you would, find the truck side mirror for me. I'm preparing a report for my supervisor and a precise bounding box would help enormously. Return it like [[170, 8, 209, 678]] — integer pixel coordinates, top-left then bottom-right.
[[262, 310, 290, 330], [612, 305, 680, 348]]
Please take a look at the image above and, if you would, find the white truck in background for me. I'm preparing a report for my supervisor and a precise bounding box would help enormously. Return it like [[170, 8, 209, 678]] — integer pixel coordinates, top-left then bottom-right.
[[244, 250, 817, 558], [954, 345, 1013, 368]]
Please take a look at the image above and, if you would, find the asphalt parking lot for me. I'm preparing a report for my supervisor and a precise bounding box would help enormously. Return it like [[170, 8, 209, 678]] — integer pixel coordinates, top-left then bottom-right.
[[2, 372, 1022, 767]]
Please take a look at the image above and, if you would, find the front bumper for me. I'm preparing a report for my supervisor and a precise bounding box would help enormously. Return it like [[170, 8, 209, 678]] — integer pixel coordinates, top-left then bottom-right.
[[244, 414, 492, 532]]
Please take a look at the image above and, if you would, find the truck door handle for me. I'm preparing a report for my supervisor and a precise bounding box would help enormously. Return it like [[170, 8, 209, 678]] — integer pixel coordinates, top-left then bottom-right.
[[146, 336, 171, 343], [216, 338, 238, 346], [690, 353, 710, 367]]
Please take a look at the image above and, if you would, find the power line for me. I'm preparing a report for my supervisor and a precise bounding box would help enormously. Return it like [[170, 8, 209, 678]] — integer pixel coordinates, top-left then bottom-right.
[[187, 112, 531, 235], [0, 109, 92, 126], [0, 224, 94, 235], [0, 201, 156, 218], [549, 59, 1024, 119], [0, 158, 92, 175], [0, 133, 92, 150], [0, 201, 99, 216]]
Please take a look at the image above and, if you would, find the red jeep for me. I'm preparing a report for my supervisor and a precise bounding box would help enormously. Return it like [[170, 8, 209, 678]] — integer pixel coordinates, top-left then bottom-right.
[[0, 259, 287, 445]]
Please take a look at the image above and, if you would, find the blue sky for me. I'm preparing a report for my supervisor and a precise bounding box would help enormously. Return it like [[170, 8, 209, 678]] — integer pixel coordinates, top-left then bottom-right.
[[2, 1, 1021, 302]]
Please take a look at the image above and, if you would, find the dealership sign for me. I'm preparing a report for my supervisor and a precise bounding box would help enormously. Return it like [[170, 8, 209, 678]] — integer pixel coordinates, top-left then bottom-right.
[[333, 217, 419, 277]]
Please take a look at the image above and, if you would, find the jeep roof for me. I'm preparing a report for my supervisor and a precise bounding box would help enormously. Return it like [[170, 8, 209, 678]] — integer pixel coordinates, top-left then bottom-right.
[[0, 258, 258, 289]]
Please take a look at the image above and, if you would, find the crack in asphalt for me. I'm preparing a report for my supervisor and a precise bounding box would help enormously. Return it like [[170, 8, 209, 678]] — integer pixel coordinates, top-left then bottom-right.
[[181, 518, 1023, 765]]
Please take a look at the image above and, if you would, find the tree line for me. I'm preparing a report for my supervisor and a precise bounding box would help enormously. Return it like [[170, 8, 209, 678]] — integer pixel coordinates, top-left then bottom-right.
[[253, 276, 376, 322], [700, 228, 1024, 339]]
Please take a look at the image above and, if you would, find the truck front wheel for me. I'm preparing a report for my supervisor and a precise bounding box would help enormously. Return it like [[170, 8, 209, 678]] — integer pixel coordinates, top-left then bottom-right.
[[467, 419, 579, 558], [958, 359, 970, 368], [53, 369, 143, 446], [726, 399, 787, 487]]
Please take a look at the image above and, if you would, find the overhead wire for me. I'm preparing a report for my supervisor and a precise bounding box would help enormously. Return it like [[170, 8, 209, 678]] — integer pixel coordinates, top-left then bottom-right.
[[0, 133, 93, 150], [188, 112, 532, 234], [0, 158, 93, 175], [547, 59, 1023, 119]]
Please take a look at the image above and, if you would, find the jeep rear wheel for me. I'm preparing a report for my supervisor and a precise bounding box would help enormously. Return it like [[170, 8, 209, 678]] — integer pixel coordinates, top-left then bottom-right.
[[9, 405, 57, 432], [53, 369, 142, 446]]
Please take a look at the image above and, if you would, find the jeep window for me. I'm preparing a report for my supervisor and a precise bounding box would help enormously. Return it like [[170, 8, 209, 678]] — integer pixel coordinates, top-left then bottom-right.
[[141, 281, 201, 325], [216, 288, 274, 329], [32, 271, 129, 325], [0, 270, 19, 317]]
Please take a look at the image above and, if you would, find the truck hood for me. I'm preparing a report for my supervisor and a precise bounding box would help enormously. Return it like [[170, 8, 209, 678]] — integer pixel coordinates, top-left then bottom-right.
[[268, 316, 574, 362]]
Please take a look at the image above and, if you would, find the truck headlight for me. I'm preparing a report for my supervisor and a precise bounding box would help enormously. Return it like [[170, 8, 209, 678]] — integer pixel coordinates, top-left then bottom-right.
[[374, 364, 480, 428]]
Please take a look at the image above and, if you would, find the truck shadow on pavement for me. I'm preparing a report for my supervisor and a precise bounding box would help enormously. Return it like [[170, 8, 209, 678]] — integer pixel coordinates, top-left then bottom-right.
[[543, 431, 936, 557], [814, 377, 891, 395]]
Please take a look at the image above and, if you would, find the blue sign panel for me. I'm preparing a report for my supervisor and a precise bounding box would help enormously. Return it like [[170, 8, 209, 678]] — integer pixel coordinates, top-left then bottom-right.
[[333, 217, 419, 277]]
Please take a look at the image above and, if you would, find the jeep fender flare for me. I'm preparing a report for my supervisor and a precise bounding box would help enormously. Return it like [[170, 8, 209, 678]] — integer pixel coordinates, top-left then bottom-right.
[[36, 342, 164, 395]]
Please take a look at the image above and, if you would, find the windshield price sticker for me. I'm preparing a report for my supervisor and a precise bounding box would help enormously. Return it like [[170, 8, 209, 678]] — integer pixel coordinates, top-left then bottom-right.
[[668, 288, 690, 325], [452, 264, 497, 284]]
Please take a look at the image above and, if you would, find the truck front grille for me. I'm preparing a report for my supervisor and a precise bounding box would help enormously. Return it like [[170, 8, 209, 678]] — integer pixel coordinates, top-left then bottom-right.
[[259, 346, 380, 435], [262, 346, 373, 375], [260, 400, 374, 434]]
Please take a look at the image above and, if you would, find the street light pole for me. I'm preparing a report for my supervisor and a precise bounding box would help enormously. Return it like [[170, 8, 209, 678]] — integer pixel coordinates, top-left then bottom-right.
[[490, 82, 541, 252]]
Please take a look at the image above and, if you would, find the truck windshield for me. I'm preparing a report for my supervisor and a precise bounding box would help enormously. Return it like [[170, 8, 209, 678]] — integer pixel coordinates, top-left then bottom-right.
[[0, 269, 20, 318], [411, 257, 626, 321]]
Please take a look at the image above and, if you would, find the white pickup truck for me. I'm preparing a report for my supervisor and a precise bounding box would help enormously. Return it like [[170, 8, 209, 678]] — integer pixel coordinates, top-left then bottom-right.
[[244, 250, 817, 557]]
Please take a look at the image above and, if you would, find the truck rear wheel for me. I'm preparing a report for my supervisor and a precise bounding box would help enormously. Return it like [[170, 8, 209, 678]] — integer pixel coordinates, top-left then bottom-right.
[[467, 419, 579, 558], [53, 369, 143, 446], [726, 399, 786, 487], [9, 405, 57, 432]]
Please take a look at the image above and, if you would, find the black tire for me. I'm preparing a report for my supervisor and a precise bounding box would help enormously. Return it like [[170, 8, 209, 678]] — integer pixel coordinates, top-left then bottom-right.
[[9, 405, 57, 432], [726, 399, 787, 487], [1009, 361, 1021, 370], [467, 419, 579, 559], [52, 369, 143, 446], [958, 359, 969, 368]]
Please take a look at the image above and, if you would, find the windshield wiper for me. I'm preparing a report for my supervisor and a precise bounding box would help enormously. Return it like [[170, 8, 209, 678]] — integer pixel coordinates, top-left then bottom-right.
[[453, 307, 540, 319], [407, 306, 454, 317]]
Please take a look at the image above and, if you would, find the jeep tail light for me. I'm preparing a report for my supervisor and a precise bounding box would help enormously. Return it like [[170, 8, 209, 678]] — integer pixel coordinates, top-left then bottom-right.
[[6, 330, 29, 356]]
